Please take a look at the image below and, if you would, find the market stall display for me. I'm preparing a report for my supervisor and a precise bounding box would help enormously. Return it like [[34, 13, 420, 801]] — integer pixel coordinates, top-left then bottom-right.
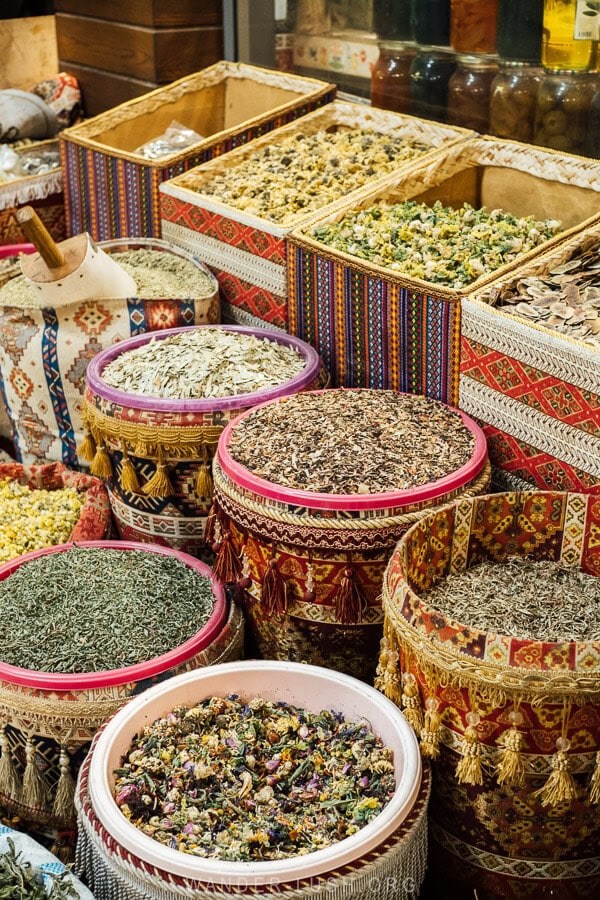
[[60, 62, 336, 242], [81, 325, 325, 556], [211, 388, 489, 680], [378, 490, 600, 897], [159, 100, 472, 329]]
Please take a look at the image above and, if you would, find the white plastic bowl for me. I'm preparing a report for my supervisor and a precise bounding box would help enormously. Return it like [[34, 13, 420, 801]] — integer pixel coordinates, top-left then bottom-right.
[[88, 660, 421, 888]]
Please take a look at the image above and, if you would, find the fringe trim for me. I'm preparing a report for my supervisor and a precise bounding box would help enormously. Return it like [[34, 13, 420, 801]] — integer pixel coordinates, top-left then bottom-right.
[[496, 726, 526, 787], [0, 729, 21, 802], [89, 442, 113, 479], [119, 441, 140, 493], [141, 454, 174, 498], [52, 748, 76, 821], [77, 431, 96, 464], [0, 170, 63, 211]]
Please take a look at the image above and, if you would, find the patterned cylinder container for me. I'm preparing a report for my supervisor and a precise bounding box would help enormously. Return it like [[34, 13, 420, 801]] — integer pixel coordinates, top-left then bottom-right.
[[212, 389, 490, 682], [379, 491, 600, 898], [82, 326, 326, 556]]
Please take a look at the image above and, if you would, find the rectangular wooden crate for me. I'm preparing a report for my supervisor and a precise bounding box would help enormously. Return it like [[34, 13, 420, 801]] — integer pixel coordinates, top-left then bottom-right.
[[0, 140, 65, 246], [60, 62, 336, 241], [287, 138, 600, 405], [159, 101, 472, 329]]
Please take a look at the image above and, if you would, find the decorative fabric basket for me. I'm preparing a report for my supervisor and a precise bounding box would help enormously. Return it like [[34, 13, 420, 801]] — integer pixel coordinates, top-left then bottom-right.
[[0, 824, 93, 897], [211, 389, 490, 681], [81, 325, 326, 557], [0, 139, 65, 246], [74, 661, 430, 899], [60, 62, 336, 242], [0, 540, 243, 857], [0, 237, 219, 467], [461, 218, 600, 494], [159, 100, 472, 330], [287, 137, 600, 405], [378, 490, 600, 898]]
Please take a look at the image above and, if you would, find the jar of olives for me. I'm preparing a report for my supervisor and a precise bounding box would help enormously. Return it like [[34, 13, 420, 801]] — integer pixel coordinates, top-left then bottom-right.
[[534, 69, 598, 154], [371, 41, 418, 113], [489, 61, 544, 142], [409, 46, 457, 122], [447, 55, 499, 131]]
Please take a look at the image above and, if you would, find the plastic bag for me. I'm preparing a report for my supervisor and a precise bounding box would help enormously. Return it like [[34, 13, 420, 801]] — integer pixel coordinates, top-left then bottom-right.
[[134, 120, 204, 160]]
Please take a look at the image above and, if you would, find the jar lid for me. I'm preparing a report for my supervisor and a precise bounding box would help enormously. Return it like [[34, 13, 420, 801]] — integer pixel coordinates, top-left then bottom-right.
[[456, 53, 499, 68], [499, 60, 542, 69], [378, 40, 418, 52], [415, 44, 456, 59]]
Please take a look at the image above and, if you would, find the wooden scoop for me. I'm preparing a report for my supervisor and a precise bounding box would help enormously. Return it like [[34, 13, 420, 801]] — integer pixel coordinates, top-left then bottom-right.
[[16, 205, 137, 303]]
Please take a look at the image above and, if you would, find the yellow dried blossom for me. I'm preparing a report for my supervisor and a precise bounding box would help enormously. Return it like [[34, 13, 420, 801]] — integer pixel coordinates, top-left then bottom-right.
[[0, 478, 83, 563]]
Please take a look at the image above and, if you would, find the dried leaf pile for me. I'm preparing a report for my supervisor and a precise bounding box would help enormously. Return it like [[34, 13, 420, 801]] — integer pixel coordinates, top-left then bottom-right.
[[0, 838, 79, 898]]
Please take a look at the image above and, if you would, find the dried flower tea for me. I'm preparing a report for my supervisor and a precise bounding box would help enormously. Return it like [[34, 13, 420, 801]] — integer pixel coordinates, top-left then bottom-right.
[[227, 390, 475, 494], [101, 328, 305, 400], [113, 695, 395, 862], [0, 248, 215, 309], [184, 128, 432, 225], [0, 547, 214, 673], [489, 242, 600, 349], [0, 838, 79, 899], [420, 556, 600, 642], [0, 478, 83, 563], [311, 201, 561, 288]]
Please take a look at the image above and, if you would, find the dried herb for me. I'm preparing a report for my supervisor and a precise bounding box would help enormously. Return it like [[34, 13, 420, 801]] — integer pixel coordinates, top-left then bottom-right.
[[227, 390, 475, 494], [311, 201, 561, 288], [0, 547, 214, 673], [113, 695, 395, 861], [0, 478, 83, 564], [420, 556, 600, 642], [101, 328, 305, 400], [0, 838, 79, 899]]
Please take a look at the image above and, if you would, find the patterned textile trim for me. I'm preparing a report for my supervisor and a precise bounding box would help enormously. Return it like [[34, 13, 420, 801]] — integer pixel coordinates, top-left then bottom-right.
[[0, 171, 62, 211], [490, 466, 538, 493], [459, 377, 600, 479], [285, 599, 385, 625], [108, 490, 207, 540], [430, 821, 600, 880], [160, 184, 290, 239], [220, 301, 286, 331]]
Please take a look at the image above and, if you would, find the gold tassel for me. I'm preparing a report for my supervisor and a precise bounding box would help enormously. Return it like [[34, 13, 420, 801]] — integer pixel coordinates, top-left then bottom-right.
[[52, 748, 76, 821], [534, 739, 578, 808], [588, 751, 600, 805], [0, 728, 21, 802], [456, 711, 484, 785], [119, 441, 140, 493], [420, 697, 442, 759], [401, 672, 424, 735], [89, 441, 113, 479], [375, 631, 399, 701], [22, 738, 50, 812], [141, 451, 174, 498], [77, 431, 96, 463], [195, 446, 214, 500], [497, 710, 526, 787]]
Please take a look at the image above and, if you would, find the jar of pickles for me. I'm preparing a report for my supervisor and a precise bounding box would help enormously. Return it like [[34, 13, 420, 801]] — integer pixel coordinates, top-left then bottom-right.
[[373, 0, 413, 41], [496, 0, 544, 63], [542, 0, 597, 71], [371, 41, 418, 113], [534, 69, 598, 153], [450, 0, 498, 54], [409, 47, 457, 122], [447, 55, 499, 131], [410, 0, 450, 46], [489, 61, 543, 141]]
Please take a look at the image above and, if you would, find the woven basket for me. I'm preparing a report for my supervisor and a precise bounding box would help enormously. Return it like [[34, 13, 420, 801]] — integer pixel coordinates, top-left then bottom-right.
[[0, 237, 220, 467], [379, 490, 600, 898], [81, 325, 327, 557], [212, 389, 490, 681], [0, 461, 112, 549], [461, 218, 600, 494], [287, 136, 600, 405], [0, 139, 65, 245], [159, 99, 472, 330], [60, 61, 336, 242], [0, 540, 243, 857]]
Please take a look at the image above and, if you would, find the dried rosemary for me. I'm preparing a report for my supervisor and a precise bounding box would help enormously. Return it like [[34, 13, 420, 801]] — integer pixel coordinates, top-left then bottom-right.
[[113, 695, 395, 861], [0, 838, 78, 899]]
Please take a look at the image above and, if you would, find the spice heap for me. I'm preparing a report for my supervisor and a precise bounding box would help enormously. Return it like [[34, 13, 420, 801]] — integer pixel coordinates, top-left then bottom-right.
[[311, 201, 561, 288], [0, 838, 79, 899], [101, 328, 305, 400], [0, 547, 214, 673], [420, 556, 600, 643], [186, 128, 431, 224], [0, 478, 83, 563], [490, 243, 600, 348], [0, 248, 215, 309], [227, 390, 475, 494], [113, 695, 395, 862]]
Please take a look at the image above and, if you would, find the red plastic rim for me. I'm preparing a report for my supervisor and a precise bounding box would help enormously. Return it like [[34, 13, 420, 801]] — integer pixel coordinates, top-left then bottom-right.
[[0, 243, 35, 259], [218, 389, 488, 512], [0, 540, 227, 690]]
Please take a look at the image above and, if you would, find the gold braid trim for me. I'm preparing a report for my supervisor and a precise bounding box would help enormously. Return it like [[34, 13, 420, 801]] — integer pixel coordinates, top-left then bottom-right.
[[82, 400, 223, 459], [0, 691, 126, 743]]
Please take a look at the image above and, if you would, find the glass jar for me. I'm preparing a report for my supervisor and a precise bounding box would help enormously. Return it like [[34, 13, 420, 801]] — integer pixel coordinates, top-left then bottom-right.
[[534, 69, 598, 153], [542, 0, 597, 71], [373, 0, 413, 41], [450, 0, 498, 53], [447, 55, 499, 131], [585, 87, 600, 156], [410, 0, 450, 46], [489, 62, 544, 141], [409, 47, 457, 122], [371, 41, 418, 112], [496, 0, 544, 63]]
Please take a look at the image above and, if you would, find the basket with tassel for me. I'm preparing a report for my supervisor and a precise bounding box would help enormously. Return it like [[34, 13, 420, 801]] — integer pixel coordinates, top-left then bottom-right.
[[0, 539, 244, 859], [211, 388, 490, 682], [81, 325, 326, 557], [378, 490, 600, 899]]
